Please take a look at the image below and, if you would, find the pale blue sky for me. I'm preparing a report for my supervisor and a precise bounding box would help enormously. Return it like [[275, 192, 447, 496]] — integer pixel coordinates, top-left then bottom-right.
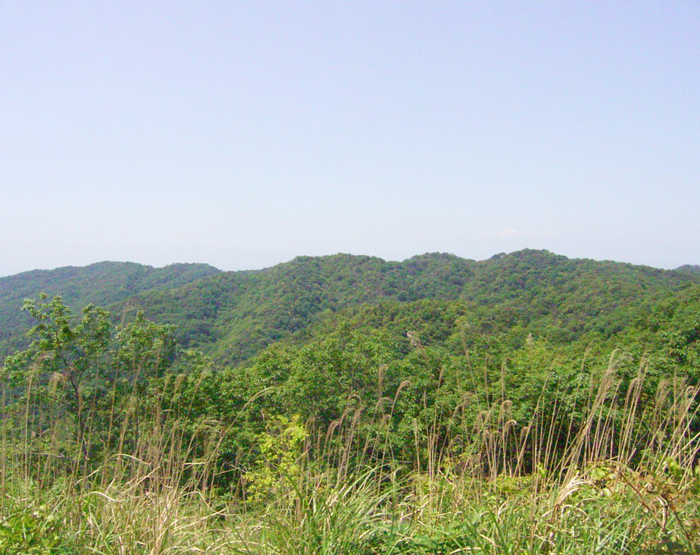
[[1, 2, 698, 276]]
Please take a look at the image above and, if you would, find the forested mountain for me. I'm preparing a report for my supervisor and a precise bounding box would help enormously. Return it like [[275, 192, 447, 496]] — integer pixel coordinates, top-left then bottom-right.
[[128, 252, 476, 363], [4, 249, 700, 554], [125, 249, 700, 364], [0, 261, 220, 356], [2, 249, 697, 366], [677, 264, 700, 275]]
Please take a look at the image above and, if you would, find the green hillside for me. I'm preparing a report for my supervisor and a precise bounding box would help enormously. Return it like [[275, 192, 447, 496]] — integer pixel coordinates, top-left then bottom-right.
[[126, 252, 475, 363], [2, 250, 698, 366], [123, 249, 699, 364], [0, 261, 220, 356], [3, 250, 700, 554]]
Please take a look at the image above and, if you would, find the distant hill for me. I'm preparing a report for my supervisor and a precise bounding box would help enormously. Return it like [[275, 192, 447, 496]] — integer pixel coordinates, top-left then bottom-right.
[[0, 261, 220, 356], [125, 253, 476, 363], [2, 250, 699, 366], [123, 250, 700, 364], [676, 264, 700, 275]]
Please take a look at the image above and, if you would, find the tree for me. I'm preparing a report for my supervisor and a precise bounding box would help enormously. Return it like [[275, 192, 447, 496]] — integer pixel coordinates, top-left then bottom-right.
[[1, 296, 181, 467], [2, 295, 112, 460]]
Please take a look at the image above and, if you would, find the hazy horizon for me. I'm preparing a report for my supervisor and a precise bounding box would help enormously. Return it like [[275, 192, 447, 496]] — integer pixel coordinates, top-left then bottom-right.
[[3, 2, 698, 276]]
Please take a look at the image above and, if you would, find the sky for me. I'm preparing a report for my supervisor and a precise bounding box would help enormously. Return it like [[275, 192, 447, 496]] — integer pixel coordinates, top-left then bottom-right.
[[1, 2, 699, 277]]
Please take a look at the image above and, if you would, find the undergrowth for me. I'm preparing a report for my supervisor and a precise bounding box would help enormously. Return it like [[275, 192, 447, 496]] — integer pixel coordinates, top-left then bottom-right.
[[1, 347, 699, 554]]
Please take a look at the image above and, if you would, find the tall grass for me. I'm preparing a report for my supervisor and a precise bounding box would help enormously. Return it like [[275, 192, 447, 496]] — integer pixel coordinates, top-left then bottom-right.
[[1, 350, 699, 554]]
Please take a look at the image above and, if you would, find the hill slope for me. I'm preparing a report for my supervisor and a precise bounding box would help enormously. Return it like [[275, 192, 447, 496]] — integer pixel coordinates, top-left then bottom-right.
[[2, 250, 698, 366], [0, 261, 220, 356], [125, 250, 700, 364]]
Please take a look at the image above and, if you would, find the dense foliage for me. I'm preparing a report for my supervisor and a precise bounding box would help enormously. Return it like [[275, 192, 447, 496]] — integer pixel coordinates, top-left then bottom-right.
[[23, 250, 691, 365], [0, 261, 219, 358], [1, 250, 700, 553]]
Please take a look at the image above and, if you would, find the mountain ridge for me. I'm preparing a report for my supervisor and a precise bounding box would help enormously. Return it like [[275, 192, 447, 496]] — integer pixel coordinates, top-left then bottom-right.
[[106, 249, 700, 364], [1, 249, 699, 365]]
